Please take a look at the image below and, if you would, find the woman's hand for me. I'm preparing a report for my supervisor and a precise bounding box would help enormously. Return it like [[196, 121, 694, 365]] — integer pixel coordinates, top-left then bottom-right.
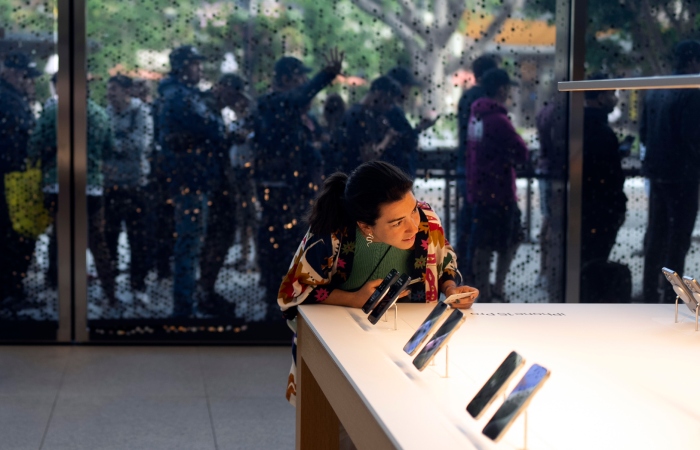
[[444, 285, 479, 309], [351, 278, 384, 308], [325, 278, 412, 309], [355, 278, 410, 306]]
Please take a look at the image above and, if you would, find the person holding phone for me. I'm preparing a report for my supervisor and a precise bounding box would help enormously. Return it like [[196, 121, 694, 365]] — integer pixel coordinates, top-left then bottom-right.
[[278, 161, 478, 406]]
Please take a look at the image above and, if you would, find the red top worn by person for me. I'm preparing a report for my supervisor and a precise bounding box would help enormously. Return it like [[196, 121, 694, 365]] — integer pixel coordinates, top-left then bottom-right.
[[466, 84, 528, 206]]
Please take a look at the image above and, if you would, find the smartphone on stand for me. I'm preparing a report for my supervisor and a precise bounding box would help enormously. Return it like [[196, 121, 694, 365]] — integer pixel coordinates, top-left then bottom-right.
[[680, 276, 700, 314], [361, 269, 399, 314], [412, 309, 465, 371], [403, 301, 451, 356], [444, 290, 479, 307], [467, 351, 526, 419], [482, 364, 551, 442], [661, 268, 697, 312], [368, 274, 410, 325]]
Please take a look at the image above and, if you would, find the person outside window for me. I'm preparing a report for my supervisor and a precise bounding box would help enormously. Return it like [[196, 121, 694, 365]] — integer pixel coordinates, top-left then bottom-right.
[[465, 68, 528, 303]]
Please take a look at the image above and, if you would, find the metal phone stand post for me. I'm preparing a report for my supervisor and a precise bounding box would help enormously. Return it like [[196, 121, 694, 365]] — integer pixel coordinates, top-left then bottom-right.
[[427, 344, 451, 377], [501, 395, 529, 449], [674, 296, 700, 331], [380, 304, 398, 330], [443, 345, 450, 378]]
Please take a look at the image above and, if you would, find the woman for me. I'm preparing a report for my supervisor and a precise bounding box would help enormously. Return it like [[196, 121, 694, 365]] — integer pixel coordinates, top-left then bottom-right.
[[278, 161, 478, 405]]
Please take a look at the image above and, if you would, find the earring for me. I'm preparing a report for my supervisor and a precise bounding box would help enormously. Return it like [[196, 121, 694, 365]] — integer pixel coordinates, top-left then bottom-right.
[[366, 232, 374, 247]]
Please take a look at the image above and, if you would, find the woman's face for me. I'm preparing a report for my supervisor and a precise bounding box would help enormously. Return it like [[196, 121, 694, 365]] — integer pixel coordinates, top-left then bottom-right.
[[359, 191, 420, 250]]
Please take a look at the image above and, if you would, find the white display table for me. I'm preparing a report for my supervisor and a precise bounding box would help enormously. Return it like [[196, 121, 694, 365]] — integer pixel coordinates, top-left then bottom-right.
[[295, 303, 700, 450]]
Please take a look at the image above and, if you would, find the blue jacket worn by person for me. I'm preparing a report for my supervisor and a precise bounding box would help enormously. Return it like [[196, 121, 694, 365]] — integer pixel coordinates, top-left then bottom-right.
[[157, 76, 225, 195], [0, 78, 35, 177], [640, 87, 700, 182], [252, 70, 335, 188], [466, 97, 528, 206]]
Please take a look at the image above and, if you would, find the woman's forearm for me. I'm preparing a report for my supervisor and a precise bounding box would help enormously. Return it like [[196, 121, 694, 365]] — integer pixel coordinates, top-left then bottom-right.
[[440, 280, 457, 296], [323, 288, 362, 308]]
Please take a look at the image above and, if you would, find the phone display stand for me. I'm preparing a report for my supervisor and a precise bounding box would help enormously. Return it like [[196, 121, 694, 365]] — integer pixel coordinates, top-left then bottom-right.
[[443, 344, 450, 378], [427, 345, 450, 377], [380, 304, 398, 330], [674, 296, 700, 331], [521, 410, 529, 450], [500, 395, 529, 449]]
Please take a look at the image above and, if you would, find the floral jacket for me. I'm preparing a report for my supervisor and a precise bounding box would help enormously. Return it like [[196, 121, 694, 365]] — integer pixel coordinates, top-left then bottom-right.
[[279, 201, 462, 404]]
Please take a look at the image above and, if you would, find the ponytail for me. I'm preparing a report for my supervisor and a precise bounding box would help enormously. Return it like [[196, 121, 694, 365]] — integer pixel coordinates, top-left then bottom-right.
[[308, 172, 350, 235], [307, 161, 414, 235]]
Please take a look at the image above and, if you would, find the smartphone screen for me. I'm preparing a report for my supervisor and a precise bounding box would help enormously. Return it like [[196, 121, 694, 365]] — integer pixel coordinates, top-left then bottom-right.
[[412, 309, 465, 371], [467, 351, 525, 419], [361, 269, 399, 314], [662, 268, 696, 312], [368, 274, 410, 324], [483, 364, 550, 442], [403, 302, 450, 356]]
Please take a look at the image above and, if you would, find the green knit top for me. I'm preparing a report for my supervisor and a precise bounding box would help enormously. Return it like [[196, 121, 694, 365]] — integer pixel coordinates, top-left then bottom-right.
[[340, 227, 412, 291]]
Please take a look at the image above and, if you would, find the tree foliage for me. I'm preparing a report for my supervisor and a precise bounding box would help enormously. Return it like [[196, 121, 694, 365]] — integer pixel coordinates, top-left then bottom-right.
[[528, 0, 700, 76]]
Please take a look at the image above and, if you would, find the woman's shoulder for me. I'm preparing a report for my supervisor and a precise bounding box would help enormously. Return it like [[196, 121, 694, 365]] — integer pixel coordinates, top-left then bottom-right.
[[417, 201, 448, 238], [303, 225, 352, 249], [418, 201, 440, 221]]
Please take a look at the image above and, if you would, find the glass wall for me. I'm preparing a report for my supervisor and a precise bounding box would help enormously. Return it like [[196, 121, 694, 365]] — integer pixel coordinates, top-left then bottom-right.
[[581, 2, 700, 303], [0, 0, 59, 339], [80, 0, 572, 341], [440, 2, 568, 305], [0, 0, 574, 341]]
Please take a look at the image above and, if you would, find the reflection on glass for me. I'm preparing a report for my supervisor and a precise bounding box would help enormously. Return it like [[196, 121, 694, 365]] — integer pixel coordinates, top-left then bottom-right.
[[482, 363, 550, 442], [412, 309, 465, 371]]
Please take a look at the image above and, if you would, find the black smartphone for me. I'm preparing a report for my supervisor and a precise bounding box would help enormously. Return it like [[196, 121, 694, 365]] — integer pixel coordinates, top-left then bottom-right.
[[482, 364, 551, 442], [661, 268, 696, 312], [412, 309, 465, 371], [368, 274, 410, 325], [361, 269, 399, 314], [466, 351, 526, 419], [403, 301, 450, 356]]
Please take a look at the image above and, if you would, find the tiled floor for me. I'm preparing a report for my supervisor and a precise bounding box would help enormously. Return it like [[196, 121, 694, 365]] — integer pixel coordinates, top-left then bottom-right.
[[0, 346, 295, 450]]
